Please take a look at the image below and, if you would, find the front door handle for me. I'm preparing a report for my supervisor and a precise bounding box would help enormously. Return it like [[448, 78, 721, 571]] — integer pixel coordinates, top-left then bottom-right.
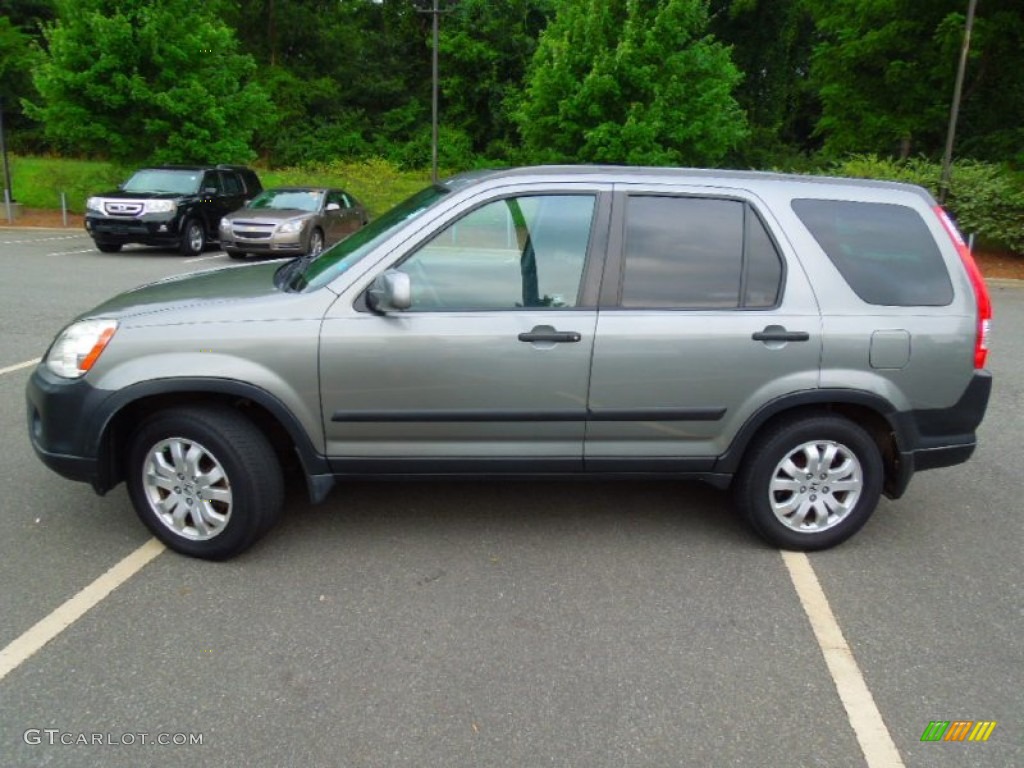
[[518, 327, 582, 343], [752, 326, 810, 342]]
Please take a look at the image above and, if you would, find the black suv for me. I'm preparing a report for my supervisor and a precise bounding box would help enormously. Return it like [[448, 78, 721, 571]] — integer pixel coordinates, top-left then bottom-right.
[[84, 165, 263, 255]]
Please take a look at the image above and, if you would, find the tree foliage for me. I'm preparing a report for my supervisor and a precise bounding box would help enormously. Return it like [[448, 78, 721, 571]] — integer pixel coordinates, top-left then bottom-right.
[[517, 0, 747, 165], [26, 0, 271, 163], [807, 0, 1024, 163]]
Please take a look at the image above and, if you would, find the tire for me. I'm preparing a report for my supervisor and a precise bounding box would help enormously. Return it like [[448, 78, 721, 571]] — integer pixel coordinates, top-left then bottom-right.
[[226, 249, 248, 260], [733, 415, 883, 551], [179, 218, 206, 256], [126, 406, 284, 560], [307, 228, 324, 257], [95, 241, 123, 253]]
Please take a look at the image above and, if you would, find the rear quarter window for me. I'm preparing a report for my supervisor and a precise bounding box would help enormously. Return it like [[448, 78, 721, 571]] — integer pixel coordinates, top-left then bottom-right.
[[792, 199, 953, 306]]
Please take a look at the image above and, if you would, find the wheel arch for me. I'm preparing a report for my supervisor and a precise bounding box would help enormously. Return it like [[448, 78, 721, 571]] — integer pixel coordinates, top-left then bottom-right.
[[91, 379, 333, 502], [715, 390, 904, 496]]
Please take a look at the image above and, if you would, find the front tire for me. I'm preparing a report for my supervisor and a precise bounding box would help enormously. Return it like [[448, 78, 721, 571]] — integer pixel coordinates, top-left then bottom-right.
[[733, 415, 883, 551], [126, 406, 284, 560], [179, 218, 206, 256], [307, 228, 325, 257]]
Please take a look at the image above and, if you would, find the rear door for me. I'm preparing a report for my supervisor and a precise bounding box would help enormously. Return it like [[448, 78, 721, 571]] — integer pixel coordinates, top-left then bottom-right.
[[585, 185, 822, 470]]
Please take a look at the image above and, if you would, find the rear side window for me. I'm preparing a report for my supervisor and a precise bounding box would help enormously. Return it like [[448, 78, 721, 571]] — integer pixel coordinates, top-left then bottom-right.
[[621, 196, 783, 309], [792, 199, 953, 306]]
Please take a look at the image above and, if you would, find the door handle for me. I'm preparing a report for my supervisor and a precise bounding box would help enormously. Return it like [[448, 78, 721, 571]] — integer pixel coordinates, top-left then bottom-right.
[[518, 328, 582, 343], [752, 327, 810, 342]]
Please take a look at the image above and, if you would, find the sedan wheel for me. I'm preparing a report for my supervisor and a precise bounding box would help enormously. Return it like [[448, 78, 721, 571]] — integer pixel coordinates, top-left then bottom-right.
[[307, 228, 325, 257]]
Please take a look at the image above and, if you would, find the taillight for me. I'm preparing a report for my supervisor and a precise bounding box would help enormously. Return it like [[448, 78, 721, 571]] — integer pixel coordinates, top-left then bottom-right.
[[934, 206, 991, 369]]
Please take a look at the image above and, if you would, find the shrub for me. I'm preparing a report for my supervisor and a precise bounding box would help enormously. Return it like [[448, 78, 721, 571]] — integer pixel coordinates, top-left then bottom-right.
[[830, 155, 1024, 253]]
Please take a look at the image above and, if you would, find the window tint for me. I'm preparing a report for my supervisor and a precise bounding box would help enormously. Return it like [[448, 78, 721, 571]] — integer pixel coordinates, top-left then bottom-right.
[[400, 195, 595, 310], [622, 196, 782, 309], [222, 173, 242, 196], [202, 172, 223, 194], [792, 199, 953, 306]]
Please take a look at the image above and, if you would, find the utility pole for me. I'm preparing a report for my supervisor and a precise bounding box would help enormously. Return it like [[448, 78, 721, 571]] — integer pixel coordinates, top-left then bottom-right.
[[0, 97, 14, 223], [417, 0, 447, 184], [939, 0, 978, 205]]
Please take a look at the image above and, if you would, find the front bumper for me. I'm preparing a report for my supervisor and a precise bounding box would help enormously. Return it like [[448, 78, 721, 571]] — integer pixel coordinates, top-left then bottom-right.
[[26, 365, 110, 492], [85, 213, 182, 245]]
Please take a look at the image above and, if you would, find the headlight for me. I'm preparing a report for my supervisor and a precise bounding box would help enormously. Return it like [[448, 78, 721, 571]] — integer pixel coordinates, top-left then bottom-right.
[[86, 197, 103, 213], [277, 219, 306, 234], [219, 219, 233, 233], [145, 200, 177, 214], [45, 319, 119, 379]]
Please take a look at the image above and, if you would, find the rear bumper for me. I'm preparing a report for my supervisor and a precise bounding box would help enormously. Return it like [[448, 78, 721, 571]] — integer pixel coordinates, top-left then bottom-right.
[[886, 370, 992, 498]]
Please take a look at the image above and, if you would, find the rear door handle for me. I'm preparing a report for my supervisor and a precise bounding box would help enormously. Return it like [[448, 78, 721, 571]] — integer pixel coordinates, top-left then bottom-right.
[[518, 328, 582, 343], [752, 327, 810, 342]]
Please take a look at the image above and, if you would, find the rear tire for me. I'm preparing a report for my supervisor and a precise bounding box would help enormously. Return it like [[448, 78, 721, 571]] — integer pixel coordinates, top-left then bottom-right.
[[733, 415, 883, 551], [126, 406, 284, 560]]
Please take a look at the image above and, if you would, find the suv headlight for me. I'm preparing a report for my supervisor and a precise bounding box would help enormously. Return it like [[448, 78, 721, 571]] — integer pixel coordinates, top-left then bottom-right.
[[277, 219, 306, 234], [145, 200, 177, 214], [45, 319, 119, 379], [86, 197, 103, 213]]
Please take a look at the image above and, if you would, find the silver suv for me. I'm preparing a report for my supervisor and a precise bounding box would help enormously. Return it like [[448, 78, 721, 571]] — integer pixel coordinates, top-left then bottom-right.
[[27, 167, 993, 559]]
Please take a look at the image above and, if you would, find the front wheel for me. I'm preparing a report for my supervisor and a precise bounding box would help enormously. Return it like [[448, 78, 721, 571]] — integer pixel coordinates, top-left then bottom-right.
[[733, 415, 883, 551], [179, 218, 205, 256], [126, 406, 284, 560], [306, 228, 324, 257]]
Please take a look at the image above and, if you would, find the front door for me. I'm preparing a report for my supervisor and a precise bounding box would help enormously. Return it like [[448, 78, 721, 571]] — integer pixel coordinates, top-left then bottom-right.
[[319, 190, 609, 473]]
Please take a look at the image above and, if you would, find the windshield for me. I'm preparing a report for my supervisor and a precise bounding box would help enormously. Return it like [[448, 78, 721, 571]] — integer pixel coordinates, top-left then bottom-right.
[[122, 169, 201, 195], [248, 189, 323, 212], [286, 184, 450, 292]]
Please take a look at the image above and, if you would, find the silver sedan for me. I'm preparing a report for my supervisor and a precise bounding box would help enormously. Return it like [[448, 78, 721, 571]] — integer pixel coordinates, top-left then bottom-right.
[[219, 186, 368, 259]]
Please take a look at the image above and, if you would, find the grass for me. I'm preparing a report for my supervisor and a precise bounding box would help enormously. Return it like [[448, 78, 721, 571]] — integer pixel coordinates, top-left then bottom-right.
[[6, 155, 433, 216]]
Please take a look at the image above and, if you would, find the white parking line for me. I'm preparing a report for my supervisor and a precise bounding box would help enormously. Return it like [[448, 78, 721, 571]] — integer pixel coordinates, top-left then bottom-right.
[[782, 551, 905, 768], [0, 538, 165, 683], [184, 253, 225, 263], [0, 359, 38, 376], [44, 248, 97, 257]]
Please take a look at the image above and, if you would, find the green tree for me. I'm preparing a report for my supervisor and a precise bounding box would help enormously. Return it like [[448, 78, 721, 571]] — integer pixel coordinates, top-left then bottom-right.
[[807, 0, 1024, 163], [709, 0, 818, 164], [517, 0, 747, 166], [440, 0, 556, 158], [26, 0, 272, 163]]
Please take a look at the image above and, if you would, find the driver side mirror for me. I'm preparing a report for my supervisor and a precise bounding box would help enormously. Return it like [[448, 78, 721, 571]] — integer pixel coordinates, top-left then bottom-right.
[[367, 270, 411, 313], [325, 202, 341, 212]]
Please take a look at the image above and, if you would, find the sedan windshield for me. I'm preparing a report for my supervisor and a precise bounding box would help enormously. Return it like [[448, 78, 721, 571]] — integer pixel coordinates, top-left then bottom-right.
[[122, 170, 201, 195], [285, 184, 450, 292], [248, 189, 324, 212]]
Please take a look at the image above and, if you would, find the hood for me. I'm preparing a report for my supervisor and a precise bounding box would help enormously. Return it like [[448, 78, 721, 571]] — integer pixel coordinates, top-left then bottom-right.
[[225, 208, 314, 223], [86, 262, 287, 320], [93, 190, 187, 201]]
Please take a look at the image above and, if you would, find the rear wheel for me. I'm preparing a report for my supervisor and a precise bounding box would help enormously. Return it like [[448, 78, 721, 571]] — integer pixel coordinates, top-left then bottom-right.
[[95, 240, 123, 253], [733, 415, 883, 551], [179, 219, 205, 256], [126, 406, 284, 560]]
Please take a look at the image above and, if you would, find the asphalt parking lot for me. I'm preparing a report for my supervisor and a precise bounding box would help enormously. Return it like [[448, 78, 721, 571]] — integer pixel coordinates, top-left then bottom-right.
[[0, 228, 1020, 767]]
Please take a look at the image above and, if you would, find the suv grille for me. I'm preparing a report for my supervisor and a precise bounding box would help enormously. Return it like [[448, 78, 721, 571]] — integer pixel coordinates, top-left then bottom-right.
[[104, 202, 144, 216]]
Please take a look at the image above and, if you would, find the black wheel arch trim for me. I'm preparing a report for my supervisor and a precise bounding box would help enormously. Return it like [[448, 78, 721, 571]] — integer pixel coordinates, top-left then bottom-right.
[[88, 377, 332, 499], [713, 388, 905, 476]]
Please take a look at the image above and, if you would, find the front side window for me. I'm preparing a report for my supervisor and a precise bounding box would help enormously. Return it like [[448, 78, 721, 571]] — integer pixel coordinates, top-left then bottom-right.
[[621, 196, 782, 309], [399, 194, 596, 310], [792, 199, 953, 306], [222, 173, 242, 195]]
